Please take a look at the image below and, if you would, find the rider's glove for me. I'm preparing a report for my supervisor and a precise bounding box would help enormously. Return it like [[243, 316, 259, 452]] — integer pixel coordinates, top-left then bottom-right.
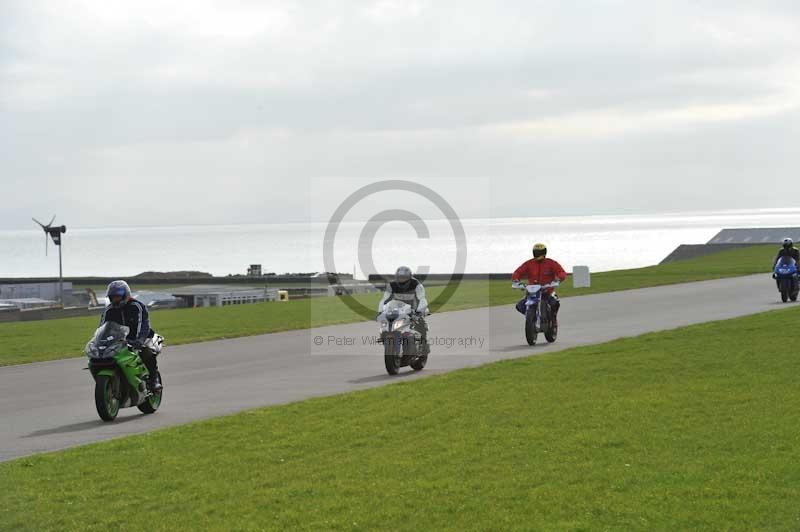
[[772, 273, 778, 279], [129, 340, 143, 351]]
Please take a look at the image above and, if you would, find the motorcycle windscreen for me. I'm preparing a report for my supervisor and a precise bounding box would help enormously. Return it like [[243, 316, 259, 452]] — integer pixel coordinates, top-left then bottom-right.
[[776, 256, 797, 274], [381, 299, 413, 319], [86, 322, 131, 358]]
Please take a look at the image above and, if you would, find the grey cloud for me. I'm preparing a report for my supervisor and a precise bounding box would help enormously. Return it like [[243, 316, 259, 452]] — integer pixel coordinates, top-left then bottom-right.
[[1, 1, 799, 228]]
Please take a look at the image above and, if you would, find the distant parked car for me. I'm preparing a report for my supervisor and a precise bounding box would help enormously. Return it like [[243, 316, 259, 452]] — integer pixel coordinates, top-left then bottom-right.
[[132, 291, 179, 310], [147, 299, 180, 309]]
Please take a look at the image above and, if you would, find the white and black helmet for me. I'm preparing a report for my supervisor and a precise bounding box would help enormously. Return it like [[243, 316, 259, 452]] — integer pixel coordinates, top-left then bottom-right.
[[783, 238, 794, 250], [106, 280, 131, 307]]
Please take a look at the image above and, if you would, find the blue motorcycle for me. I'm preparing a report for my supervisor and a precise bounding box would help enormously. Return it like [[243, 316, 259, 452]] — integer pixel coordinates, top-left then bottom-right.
[[513, 280, 560, 345], [773, 256, 799, 303]]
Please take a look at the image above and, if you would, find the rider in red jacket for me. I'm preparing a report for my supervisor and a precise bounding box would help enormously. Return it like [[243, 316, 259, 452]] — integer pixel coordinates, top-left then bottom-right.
[[512, 243, 567, 321]]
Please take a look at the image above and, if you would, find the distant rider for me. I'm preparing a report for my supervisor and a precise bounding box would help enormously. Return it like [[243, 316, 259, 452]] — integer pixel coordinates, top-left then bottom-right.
[[378, 266, 430, 354], [774, 238, 799, 267], [512, 243, 567, 323], [100, 280, 162, 392], [773, 237, 800, 287]]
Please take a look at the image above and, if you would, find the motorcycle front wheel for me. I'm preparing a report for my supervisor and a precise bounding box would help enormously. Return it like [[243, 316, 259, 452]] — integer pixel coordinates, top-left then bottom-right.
[[95, 374, 120, 422], [525, 310, 538, 346], [781, 290, 789, 303], [384, 340, 401, 375]]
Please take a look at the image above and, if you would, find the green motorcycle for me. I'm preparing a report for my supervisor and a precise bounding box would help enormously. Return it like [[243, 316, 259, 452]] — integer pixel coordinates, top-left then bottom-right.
[[85, 322, 163, 421]]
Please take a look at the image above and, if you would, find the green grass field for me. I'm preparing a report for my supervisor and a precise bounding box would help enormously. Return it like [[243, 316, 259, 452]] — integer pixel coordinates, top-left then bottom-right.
[[0, 245, 775, 366], [2, 306, 798, 531]]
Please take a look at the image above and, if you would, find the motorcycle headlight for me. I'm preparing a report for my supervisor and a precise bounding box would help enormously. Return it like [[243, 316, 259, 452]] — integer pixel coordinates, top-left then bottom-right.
[[391, 318, 408, 331], [86, 342, 121, 358], [85, 342, 98, 358]]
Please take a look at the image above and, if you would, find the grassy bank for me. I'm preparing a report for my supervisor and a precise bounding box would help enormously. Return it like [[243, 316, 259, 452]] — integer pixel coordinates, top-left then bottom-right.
[[0, 245, 775, 366], [2, 306, 798, 530]]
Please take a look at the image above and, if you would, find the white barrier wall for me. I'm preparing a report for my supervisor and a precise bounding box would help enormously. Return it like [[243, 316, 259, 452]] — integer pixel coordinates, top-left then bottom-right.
[[0, 282, 72, 300], [572, 266, 591, 288]]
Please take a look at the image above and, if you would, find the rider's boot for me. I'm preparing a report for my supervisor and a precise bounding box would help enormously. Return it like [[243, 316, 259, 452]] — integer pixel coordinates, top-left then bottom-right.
[[139, 347, 162, 393], [414, 314, 431, 355], [550, 296, 561, 327], [148, 372, 163, 393]]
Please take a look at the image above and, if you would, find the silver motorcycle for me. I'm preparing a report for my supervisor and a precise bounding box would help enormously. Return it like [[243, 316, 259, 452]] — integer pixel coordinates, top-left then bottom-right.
[[377, 300, 429, 375]]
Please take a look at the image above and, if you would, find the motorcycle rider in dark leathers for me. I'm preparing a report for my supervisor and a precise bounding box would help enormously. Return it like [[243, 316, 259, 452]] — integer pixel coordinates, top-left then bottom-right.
[[100, 280, 162, 392], [773, 238, 800, 287]]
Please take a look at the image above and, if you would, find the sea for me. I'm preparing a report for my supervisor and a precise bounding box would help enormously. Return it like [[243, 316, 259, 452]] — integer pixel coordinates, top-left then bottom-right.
[[2, 208, 799, 279]]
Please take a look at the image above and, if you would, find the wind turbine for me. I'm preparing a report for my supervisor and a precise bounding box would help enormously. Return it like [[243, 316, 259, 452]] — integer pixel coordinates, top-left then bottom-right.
[[33, 215, 67, 306]]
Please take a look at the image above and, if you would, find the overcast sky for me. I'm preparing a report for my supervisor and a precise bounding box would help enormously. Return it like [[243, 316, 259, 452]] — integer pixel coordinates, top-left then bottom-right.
[[1, 1, 799, 229]]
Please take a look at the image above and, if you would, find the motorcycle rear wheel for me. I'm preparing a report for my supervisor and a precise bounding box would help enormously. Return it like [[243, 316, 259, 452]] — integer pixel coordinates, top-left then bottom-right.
[[138, 372, 162, 414], [95, 374, 120, 422], [545, 324, 558, 343], [410, 354, 428, 371]]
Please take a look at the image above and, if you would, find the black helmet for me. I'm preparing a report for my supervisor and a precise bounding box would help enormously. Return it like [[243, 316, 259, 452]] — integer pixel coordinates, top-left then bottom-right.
[[106, 280, 131, 308], [395, 266, 413, 290], [783, 238, 793, 250]]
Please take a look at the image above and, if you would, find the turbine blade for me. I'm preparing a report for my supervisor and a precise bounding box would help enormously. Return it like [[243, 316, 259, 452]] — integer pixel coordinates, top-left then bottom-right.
[[32, 217, 46, 229]]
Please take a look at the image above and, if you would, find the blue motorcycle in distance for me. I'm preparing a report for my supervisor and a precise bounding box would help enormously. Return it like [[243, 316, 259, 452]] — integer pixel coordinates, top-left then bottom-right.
[[773, 256, 799, 303]]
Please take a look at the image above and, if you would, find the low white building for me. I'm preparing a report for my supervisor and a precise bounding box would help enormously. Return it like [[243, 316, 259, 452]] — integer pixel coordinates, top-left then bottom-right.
[[171, 285, 277, 308]]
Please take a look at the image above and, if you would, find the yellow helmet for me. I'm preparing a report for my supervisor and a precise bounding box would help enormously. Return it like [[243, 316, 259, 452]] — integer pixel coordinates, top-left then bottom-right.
[[532, 243, 547, 261]]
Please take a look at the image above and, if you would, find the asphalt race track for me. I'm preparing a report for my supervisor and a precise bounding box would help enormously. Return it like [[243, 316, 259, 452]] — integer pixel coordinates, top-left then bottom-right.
[[0, 274, 784, 462]]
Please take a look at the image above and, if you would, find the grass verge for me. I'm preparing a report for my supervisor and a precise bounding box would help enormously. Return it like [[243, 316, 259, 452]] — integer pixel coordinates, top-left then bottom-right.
[[0, 245, 775, 366], [1, 306, 798, 530]]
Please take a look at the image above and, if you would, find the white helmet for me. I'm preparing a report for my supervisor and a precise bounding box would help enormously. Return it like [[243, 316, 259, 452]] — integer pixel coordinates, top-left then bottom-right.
[[783, 238, 793, 249]]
